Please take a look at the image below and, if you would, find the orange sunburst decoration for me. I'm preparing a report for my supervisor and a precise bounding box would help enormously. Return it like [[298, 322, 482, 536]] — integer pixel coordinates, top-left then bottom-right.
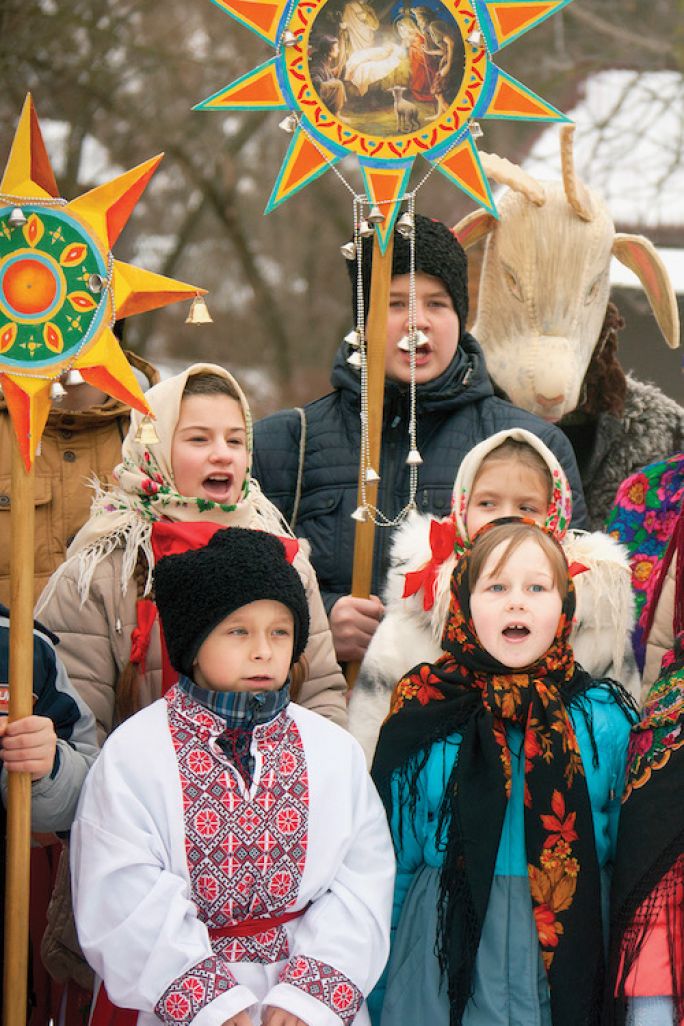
[[0, 95, 206, 468], [197, 0, 574, 246]]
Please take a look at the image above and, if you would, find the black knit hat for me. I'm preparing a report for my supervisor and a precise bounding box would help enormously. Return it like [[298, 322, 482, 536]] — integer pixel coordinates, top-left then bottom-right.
[[153, 528, 310, 678], [346, 214, 469, 337]]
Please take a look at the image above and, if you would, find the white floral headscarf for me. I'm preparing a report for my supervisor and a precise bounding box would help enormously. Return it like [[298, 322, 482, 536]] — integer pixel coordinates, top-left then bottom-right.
[[39, 363, 288, 606]]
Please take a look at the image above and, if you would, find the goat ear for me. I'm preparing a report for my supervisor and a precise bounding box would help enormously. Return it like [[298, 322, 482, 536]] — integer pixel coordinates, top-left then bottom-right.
[[613, 234, 680, 349], [452, 209, 496, 250]]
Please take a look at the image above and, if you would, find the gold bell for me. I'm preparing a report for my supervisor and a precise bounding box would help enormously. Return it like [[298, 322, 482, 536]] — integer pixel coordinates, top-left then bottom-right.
[[8, 207, 27, 228], [185, 294, 213, 325], [135, 415, 160, 445], [366, 205, 384, 226], [49, 380, 67, 401]]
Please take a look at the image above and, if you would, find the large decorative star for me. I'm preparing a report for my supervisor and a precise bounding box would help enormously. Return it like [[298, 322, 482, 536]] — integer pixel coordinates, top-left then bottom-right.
[[0, 95, 205, 468], [197, 0, 573, 246]]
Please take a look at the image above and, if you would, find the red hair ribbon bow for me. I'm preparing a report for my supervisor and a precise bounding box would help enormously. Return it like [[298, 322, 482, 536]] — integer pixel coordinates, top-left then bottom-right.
[[568, 562, 589, 578], [402, 517, 457, 611]]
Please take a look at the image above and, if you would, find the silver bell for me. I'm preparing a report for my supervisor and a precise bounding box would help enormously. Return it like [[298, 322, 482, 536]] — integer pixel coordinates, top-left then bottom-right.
[[366, 205, 384, 225], [278, 114, 297, 133], [8, 207, 27, 228], [64, 369, 85, 386], [344, 329, 361, 348], [416, 329, 429, 346], [359, 220, 374, 238], [87, 273, 104, 293], [351, 505, 368, 523], [346, 350, 362, 368], [395, 212, 414, 238], [466, 28, 483, 47], [397, 334, 411, 352], [365, 467, 380, 483], [340, 241, 357, 261], [406, 448, 423, 467], [49, 380, 67, 402], [282, 30, 297, 46], [470, 121, 483, 139]]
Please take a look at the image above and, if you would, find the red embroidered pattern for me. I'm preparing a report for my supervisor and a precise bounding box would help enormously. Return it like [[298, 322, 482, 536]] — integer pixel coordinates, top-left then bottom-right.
[[154, 955, 237, 1025], [279, 955, 363, 1025], [166, 686, 309, 965]]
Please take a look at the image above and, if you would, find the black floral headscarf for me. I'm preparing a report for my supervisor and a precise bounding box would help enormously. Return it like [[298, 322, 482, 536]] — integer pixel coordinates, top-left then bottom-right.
[[373, 520, 622, 1026]]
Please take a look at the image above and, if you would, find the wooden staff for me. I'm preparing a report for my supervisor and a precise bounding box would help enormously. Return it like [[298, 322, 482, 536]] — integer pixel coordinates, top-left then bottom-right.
[[346, 232, 394, 686], [4, 433, 35, 1026]]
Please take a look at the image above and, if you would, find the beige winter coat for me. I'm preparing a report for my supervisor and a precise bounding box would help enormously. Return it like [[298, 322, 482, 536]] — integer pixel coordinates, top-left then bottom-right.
[[37, 545, 348, 743], [642, 550, 677, 698], [0, 352, 158, 605]]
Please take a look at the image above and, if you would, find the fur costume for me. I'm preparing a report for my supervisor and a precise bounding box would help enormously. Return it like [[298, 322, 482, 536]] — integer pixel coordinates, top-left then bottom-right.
[[348, 429, 637, 764], [569, 373, 683, 531], [452, 127, 682, 529]]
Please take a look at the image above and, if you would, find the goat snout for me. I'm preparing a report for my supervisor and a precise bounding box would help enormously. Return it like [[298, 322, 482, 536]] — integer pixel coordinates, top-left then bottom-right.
[[535, 392, 566, 409]]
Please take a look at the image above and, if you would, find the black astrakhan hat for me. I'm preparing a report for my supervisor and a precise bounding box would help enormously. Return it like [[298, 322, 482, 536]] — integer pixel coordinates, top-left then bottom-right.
[[153, 527, 310, 678]]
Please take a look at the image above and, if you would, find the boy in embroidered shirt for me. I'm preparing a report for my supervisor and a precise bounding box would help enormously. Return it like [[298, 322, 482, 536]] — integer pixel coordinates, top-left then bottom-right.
[[71, 527, 394, 1026]]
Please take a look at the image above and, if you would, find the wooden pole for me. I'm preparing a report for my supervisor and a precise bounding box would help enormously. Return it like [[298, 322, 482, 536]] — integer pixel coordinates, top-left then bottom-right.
[[346, 233, 394, 686], [4, 434, 34, 1026]]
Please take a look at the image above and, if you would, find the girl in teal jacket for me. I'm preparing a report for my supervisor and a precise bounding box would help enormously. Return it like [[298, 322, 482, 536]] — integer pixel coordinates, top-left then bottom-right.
[[372, 519, 637, 1026]]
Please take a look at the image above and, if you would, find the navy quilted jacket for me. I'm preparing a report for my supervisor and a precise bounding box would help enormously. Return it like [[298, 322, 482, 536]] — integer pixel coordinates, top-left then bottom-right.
[[253, 334, 587, 614]]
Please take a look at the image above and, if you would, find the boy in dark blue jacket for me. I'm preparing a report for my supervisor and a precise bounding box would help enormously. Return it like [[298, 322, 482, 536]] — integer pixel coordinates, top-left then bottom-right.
[[253, 215, 587, 666]]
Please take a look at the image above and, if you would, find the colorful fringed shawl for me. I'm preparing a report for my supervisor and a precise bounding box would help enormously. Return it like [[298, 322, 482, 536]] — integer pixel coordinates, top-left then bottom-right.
[[606, 454, 684, 671]]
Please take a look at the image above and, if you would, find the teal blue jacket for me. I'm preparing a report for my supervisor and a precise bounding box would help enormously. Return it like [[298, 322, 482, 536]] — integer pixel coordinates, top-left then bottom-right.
[[374, 684, 635, 1026]]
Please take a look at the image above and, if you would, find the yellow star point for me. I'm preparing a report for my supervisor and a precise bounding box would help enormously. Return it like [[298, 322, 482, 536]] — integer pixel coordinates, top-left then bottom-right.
[[0, 96, 204, 469]]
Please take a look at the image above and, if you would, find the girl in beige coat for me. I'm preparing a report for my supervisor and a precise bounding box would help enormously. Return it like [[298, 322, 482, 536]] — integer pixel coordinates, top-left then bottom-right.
[[37, 363, 347, 743]]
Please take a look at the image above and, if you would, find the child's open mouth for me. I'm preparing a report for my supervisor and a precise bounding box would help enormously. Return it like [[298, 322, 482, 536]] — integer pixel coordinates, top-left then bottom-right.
[[502, 625, 531, 641], [202, 475, 233, 502]]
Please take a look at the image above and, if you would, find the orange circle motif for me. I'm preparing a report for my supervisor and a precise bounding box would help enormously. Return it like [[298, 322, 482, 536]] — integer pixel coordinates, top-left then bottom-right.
[[2, 258, 57, 315]]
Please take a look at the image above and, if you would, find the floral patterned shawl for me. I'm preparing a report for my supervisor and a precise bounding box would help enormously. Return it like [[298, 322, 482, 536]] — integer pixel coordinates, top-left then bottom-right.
[[451, 427, 573, 548], [38, 363, 288, 608], [402, 428, 573, 613], [374, 520, 609, 1026], [606, 453, 684, 671]]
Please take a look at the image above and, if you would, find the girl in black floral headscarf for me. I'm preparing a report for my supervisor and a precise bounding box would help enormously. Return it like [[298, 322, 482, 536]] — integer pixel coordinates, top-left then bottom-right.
[[371, 519, 637, 1026]]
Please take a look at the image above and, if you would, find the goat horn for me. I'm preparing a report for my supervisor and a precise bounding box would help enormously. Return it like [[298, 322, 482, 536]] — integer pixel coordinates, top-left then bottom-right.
[[560, 125, 593, 222], [479, 151, 545, 206]]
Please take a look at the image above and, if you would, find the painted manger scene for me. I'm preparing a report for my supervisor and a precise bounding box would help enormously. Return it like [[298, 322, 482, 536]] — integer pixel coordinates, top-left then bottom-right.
[[307, 0, 466, 136]]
